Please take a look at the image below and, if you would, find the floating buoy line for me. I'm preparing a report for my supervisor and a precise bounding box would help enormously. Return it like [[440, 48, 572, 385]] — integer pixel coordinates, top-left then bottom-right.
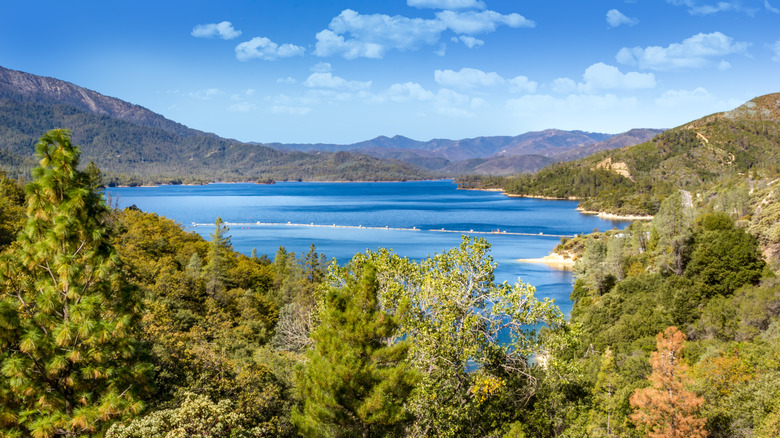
[[191, 222, 574, 239]]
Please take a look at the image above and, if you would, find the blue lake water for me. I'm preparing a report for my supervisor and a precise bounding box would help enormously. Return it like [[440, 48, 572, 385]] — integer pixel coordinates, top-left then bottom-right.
[[106, 180, 629, 315]]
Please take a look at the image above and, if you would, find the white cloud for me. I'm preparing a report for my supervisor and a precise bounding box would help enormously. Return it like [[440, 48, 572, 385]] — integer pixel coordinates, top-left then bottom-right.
[[227, 102, 255, 112], [407, 0, 486, 9], [666, 0, 760, 15], [455, 35, 484, 48], [303, 72, 372, 91], [767, 0, 780, 13], [433, 68, 538, 93], [578, 63, 656, 93], [385, 82, 436, 102], [435, 10, 535, 34], [606, 9, 639, 27], [508, 76, 538, 93], [435, 68, 504, 88], [315, 9, 445, 59], [718, 60, 732, 70], [311, 62, 332, 73], [188, 88, 224, 100], [655, 87, 715, 107], [616, 31, 749, 70], [771, 38, 780, 61], [552, 78, 577, 94], [314, 8, 533, 59], [235, 37, 305, 61], [191, 21, 242, 40], [277, 77, 297, 85], [271, 106, 312, 115], [315, 29, 386, 59]]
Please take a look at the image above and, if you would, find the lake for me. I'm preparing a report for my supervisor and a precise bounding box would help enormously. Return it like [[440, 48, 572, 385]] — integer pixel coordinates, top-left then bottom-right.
[[106, 180, 629, 315]]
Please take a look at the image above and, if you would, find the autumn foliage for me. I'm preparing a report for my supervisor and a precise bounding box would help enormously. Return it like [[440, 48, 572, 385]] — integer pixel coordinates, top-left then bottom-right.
[[630, 326, 707, 438]]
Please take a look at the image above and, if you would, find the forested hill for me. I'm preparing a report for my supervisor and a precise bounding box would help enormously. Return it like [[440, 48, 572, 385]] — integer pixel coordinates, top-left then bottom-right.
[[0, 65, 432, 184], [459, 93, 780, 215]]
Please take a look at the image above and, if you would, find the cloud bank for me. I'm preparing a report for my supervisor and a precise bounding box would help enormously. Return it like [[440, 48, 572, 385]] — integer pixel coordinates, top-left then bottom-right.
[[616, 31, 749, 70], [314, 8, 534, 59]]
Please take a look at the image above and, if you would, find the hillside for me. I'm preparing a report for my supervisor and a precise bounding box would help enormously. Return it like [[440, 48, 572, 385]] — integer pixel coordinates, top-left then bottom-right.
[[553, 128, 664, 161], [0, 66, 432, 184], [460, 93, 780, 215], [440, 154, 555, 176]]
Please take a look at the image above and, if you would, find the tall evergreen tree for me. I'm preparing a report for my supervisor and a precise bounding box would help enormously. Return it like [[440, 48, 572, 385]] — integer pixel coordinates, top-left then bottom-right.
[[630, 327, 707, 438], [293, 263, 417, 437], [203, 217, 231, 299], [0, 129, 150, 437]]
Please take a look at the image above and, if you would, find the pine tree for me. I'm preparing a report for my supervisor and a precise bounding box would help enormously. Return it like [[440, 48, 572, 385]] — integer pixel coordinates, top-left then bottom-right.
[[202, 217, 231, 299], [292, 263, 417, 437], [0, 130, 151, 437], [630, 327, 707, 438], [588, 347, 622, 437]]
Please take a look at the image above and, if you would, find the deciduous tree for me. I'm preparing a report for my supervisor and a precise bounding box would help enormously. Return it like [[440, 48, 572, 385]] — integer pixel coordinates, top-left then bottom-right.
[[354, 236, 564, 437]]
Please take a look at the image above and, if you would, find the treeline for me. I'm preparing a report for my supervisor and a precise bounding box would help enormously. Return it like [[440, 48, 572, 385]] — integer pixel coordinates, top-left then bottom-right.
[[2, 130, 779, 437]]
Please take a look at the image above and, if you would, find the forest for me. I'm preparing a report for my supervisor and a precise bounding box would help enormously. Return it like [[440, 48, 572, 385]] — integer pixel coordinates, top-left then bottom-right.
[[0, 130, 778, 437]]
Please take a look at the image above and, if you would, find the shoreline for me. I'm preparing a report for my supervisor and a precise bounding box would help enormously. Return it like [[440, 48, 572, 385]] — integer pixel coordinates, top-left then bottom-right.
[[576, 207, 653, 221], [459, 186, 654, 220], [517, 253, 575, 271]]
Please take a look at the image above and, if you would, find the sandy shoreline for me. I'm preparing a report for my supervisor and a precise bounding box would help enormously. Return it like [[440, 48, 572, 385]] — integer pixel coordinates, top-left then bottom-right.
[[517, 253, 575, 270], [459, 187, 653, 220], [576, 207, 653, 221]]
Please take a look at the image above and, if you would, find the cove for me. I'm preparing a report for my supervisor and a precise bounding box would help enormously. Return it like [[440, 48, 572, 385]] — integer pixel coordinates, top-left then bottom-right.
[[106, 180, 629, 315]]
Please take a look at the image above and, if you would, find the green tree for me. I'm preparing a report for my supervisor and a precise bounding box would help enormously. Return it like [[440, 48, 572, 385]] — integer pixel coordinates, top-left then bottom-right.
[[0, 170, 25, 252], [0, 130, 151, 437], [360, 236, 564, 437], [588, 347, 620, 437], [203, 217, 231, 300], [685, 212, 765, 298], [293, 263, 417, 437], [652, 192, 695, 276]]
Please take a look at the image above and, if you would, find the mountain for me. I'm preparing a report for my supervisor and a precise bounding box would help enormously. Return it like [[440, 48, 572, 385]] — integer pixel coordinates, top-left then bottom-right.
[[553, 128, 664, 161], [263, 129, 663, 176], [267, 130, 613, 161], [460, 93, 780, 216], [0, 66, 432, 184], [440, 155, 556, 176]]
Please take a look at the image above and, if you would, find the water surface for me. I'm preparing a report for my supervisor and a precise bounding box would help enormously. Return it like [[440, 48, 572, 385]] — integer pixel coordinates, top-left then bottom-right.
[[107, 181, 628, 315]]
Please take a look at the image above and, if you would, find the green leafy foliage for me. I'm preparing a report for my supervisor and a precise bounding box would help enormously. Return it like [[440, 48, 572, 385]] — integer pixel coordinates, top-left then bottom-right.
[[341, 236, 565, 437]]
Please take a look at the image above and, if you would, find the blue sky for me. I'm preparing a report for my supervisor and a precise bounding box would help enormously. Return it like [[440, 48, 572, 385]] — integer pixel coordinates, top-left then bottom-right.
[[1, 0, 779, 143]]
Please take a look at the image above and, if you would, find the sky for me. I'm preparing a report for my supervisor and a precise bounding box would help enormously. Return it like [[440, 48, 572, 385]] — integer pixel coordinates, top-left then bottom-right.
[[1, 1, 779, 144]]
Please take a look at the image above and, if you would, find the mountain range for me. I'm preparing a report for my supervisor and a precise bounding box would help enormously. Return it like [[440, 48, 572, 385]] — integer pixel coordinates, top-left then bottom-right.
[[0, 65, 661, 183]]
